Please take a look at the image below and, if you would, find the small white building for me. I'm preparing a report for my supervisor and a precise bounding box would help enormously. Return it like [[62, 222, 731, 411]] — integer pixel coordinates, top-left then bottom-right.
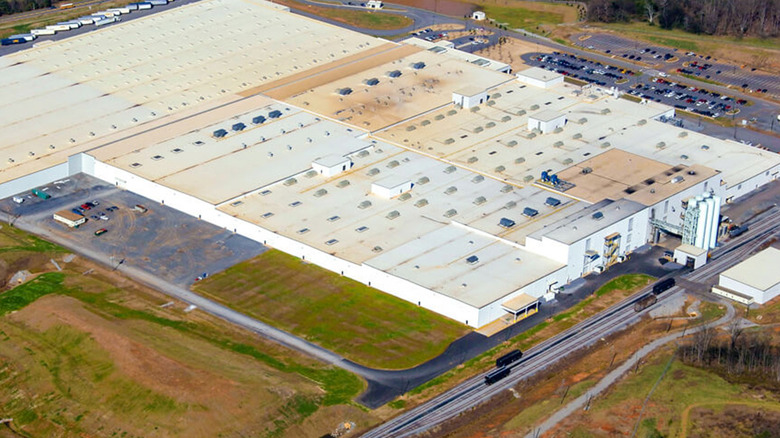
[[53, 210, 86, 228], [673, 243, 707, 269], [471, 11, 486, 21], [528, 110, 566, 134], [371, 175, 412, 199], [713, 247, 780, 305], [516, 67, 564, 89], [366, 0, 383, 9], [452, 86, 488, 109], [312, 155, 352, 177]]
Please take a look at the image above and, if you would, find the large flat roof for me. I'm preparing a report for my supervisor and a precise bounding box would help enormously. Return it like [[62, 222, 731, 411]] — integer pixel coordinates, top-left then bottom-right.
[[529, 198, 646, 245], [0, 0, 380, 185], [721, 247, 780, 291]]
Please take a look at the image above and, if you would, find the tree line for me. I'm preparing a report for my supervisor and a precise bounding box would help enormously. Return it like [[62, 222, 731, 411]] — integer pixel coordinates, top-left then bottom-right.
[[0, 0, 53, 17], [678, 322, 780, 388], [586, 0, 780, 37]]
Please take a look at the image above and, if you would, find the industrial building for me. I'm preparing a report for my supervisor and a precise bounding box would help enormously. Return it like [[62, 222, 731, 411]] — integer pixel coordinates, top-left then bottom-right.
[[1, 0, 779, 327], [713, 247, 780, 305]]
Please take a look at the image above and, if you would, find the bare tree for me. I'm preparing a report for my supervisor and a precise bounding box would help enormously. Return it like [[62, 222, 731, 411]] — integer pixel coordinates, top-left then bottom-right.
[[644, 0, 657, 24]]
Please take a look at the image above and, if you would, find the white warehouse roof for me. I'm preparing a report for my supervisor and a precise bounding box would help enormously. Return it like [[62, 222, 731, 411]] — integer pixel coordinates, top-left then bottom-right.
[[721, 247, 780, 292]]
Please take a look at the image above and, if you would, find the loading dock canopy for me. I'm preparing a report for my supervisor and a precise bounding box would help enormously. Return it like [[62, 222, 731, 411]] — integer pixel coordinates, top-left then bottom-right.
[[502, 293, 539, 321]]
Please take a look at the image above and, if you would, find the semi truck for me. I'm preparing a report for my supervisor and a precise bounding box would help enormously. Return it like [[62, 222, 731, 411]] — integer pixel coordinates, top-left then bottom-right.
[[32, 188, 50, 200], [1, 36, 28, 45]]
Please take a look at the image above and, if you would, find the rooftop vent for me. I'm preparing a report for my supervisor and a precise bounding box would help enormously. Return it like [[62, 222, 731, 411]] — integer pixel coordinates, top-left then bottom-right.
[[231, 201, 244, 207], [504, 201, 517, 209], [581, 167, 592, 174], [467, 156, 479, 163], [592, 211, 604, 220], [398, 192, 412, 201], [466, 255, 479, 265], [417, 176, 430, 185], [501, 185, 514, 193], [152, 155, 164, 161], [411, 62, 425, 70], [171, 148, 184, 153], [305, 170, 318, 178], [473, 196, 487, 205], [372, 246, 383, 253], [262, 212, 274, 219], [358, 200, 372, 209], [367, 168, 380, 176], [297, 228, 310, 234], [260, 190, 272, 196], [386, 160, 400, 169], [357, 150, 370, 158], [444, 186, 458, 195], [327, 215, 341, 222], [444, 165, 457, 174], [364, 78, 379, 86], [471, 175, 484, 183], [313, 188, 328, 197], [325, 239, 339, 246], [337, 87, 353, 96], [701, 144, 710, 150], [495, 165, 506, 172], [336, 180, 351, 188], [356, 226, 369, 233], [671, 176, 684, 184], [443, 209, 458, 218], [284, 178, 298, 186], [387, 70, 402, 78], [386, 210, 400, 220], [289, 201, 302, 207]]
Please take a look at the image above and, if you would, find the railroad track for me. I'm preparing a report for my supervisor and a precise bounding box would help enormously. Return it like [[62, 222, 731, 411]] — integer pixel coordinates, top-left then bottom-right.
[[363, 206, 780, 438]]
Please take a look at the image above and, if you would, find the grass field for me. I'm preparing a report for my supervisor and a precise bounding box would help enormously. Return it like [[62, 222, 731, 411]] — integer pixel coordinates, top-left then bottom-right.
[[468, 0, 577, 31], [407, 274, 655, 397], [279, 0, 413, 30], [194, 249, 469, 369], [556, 346, 780, 437], [0, 227, 376, 437]]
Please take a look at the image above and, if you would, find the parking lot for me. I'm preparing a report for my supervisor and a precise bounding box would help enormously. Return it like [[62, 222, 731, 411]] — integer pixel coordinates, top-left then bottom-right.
[[522, 51, 749, 119], [1, 173, 266, 287], [571, 32, 780, 99]]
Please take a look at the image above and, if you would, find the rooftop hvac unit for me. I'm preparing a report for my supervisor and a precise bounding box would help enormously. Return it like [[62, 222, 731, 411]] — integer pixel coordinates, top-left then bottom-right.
[[472, 175, 484, 183], [364, 78, 379, 86], [358, 200, 372, 209], [268, 110, 283, 118], [252, 115, 266, 124], [417, 176, 430, 185], [213, 129, 228, 138], [444, 186, 458, 195], [232, 122, 246, 132], [444, 165, 457, 174], [387, 70, 402, 78], [474, 196, 487, 205], [592, 211, 604, 220], [313, 189, 328, 197], [386, 210, 400, 220], [411, 62, 426, 70], [499, 217, 516, 228], [545, 197, 561, 207], [443, 209, 458, 218], [466, 255, 479, 265], [522, 207, 539, 217]]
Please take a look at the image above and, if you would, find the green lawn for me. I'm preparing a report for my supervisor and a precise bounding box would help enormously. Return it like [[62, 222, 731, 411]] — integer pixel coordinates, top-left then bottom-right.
[[194, 249, 469, 369], [594, 274, 655, 297], [483, 5, 564, 29]]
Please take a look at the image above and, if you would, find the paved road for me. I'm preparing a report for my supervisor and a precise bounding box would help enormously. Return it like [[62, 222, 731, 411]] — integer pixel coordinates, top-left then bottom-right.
[[528, 300, 736, 438], [360, 206, 780, 437]]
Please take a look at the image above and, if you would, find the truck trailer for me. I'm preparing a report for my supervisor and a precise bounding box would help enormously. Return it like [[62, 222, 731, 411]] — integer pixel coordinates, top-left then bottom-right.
[[94, 17, 120, 26], [31, 28, 57, 36], [32, 188, 51, 200]]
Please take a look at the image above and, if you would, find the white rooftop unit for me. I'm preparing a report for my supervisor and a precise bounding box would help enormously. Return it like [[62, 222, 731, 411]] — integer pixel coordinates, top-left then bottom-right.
[[472, 11, 486, 20], [371, 175, 412, 199], [452, 86, 488, 109], [516, 66, 564, 89], [528, 110, 566, 134], [312, 155, 353, 177]]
